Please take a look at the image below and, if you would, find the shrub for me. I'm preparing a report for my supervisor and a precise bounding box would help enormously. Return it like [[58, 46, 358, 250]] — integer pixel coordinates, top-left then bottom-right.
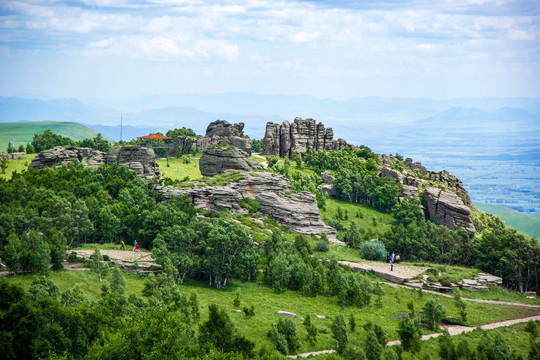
[[67, 251, 79, 263], [360, 241, 386, 261], [315, 240, 329, 252]]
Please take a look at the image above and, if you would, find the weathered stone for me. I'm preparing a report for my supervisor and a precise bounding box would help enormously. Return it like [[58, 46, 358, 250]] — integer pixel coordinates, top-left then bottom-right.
[[206, 120, 244, 137], [157, 172, 339, 243], [379, 166, 404, 184], [29, 146, 81, 169], [321, 171, 335, 184], [424, 187, 476, 238], [199, 146, 260, 176], [277, 311, 296, 318], [106, 146, 160, 176], [402, 185, 419, 199], [262, 118, 357, 158], [319, 184, 336, 198], [217, 136, 252, 155], [280, 120, 291, 158], [7, 152, 26, 160], [378, 154, 398, 166], [256, 190, 338, 241]]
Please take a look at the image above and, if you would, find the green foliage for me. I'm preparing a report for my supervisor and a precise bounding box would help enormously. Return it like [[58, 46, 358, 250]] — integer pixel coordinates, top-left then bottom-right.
[[360, 240, 387, 261], [453, 289, 467, 322], [0, 157, 8, 174], [276, 318, 300, 354], [314, 240, 329, 252], [397, 316, 421, 353], [166, 127, 196, 138], [234, 288, 242, 308], [331, 313, 348, 352], [77, 133, 111, 152], [422, 297, 445, 330], [251, 138, 263, 153], [28, 276, 60, 300], [32, 129, 76, 152], [239, 198, 260, 214], [303, 314, 318, 345]]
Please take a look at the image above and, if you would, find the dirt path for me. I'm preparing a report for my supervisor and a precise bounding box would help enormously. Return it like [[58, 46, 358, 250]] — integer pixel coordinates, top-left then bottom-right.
[[67, 249, 157, 269], [290, 315, 540, 358], [252, 153, 268, 169], [382, 281, 539, 308], [339, 260, 427, 283]]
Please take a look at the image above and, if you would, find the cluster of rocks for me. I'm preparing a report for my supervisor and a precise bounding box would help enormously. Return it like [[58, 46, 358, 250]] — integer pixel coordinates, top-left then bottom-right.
[[2, 152, 27, 160], [406, 272, 502, 292], [29, 146, 160, 177], [156, 171, 340, 243], [376, 155, 476, 238], [168, 120, 252, 156], [199, 146, 260, 176], [262, 117, 357, 158]]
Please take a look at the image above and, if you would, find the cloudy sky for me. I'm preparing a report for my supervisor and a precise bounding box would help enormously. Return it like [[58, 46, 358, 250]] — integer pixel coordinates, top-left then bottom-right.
[[0, 0, 539, 100]]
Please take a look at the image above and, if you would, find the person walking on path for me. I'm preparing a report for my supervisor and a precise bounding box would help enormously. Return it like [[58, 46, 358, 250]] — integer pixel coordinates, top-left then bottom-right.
[[396, 254, 400, 264], [135, 242, 140, 252], [390, 257, 394, 272], [133, 240, 137, 252], [120, 240, 125, 251]]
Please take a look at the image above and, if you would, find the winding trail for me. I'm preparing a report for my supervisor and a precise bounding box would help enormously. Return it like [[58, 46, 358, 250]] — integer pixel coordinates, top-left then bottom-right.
[[289, 315, 540, 358]]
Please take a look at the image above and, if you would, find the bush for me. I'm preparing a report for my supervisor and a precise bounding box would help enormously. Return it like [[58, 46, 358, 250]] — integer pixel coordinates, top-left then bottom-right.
[[314, 240, 329, 252], [360, 241, 386, 261], [67, 251, 79, 263]]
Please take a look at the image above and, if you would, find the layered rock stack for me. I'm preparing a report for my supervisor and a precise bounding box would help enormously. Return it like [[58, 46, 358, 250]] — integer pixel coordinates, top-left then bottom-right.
[[29, 146, 160, 177], [262, 117, 357, 158], [169, 120, 252, 157], [199, 146, 260, 176], [377, 154, 476, 238]]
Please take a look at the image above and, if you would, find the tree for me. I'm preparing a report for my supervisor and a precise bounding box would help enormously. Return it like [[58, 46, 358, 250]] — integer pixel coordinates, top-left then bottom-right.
[[199, 304, 254, 357], [2, 233, 22, 274], [25, 143, 35, 154], [365, 330, 383, 360], [0, 157, 8, 174], [24, 230, 50, 274], [453, 289, 467, 322], [422, 297, 445, 330], [397, 317, 421, 353], [166, 127, 196, 139], [331, 314, 348, 353], [91, 247, 109, 283], [303, 314, 318, 345], [276, 318, 300, 354], [28, 276, 60, 300], [109, 267, 126, 295], [251, 138, 263, 153]]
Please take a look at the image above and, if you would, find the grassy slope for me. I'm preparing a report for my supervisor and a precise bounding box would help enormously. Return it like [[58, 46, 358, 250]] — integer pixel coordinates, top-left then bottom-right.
[[157, 157, 203, 181], [474, 202, 540, 238], [0, 154, 36, 180], [0, 121, 114, 151], [7, 267, 539, 355]]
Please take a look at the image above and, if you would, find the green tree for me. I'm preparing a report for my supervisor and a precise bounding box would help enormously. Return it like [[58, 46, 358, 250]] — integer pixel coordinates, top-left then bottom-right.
[[2, 233, 22, 274], [109, 266, 126, 295], [91, 247, 109, 283], [166, 127, 196, 139], [24, 230, 51, 274], [331, 313, 348, 353], [25, 143, 35, 154], [397, 316, 421, 353], [453, 289, 467, 322], [365, 330, 383, 360], [251, 138, 263, 153], [438, 329, 457, 360], [28, 276, 60, 300], [0, 157, 8, 174], [422, 297, 445, 330], [276, 318, 300, 354], [77, 133, 111, 152], [303, 314, 318, 345]]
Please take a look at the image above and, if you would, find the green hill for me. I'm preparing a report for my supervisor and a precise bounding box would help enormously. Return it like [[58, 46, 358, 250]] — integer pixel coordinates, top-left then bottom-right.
[[0, 121, 114, 152], [474, 202, 540, 238]]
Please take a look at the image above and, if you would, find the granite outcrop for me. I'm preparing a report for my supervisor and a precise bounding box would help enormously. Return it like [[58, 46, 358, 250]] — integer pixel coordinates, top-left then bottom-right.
[[262, 117, 357, 158], [156, 172, 341, 244], [199, 146, 261, 176], [169, 120, 252, 156], [377, 154, 475, 237], [29, 146, 160, 177]]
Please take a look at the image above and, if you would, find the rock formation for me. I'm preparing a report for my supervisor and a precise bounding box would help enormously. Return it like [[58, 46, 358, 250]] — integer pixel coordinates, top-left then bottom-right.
[[156, 172, 340, 243], [262, 117, 357, 158], [424, 187, 476, 238], [378, 154, 475, 237], [29, 146, 160, 177], [199, 146, 261, 176], [169, 120, 252, 156]]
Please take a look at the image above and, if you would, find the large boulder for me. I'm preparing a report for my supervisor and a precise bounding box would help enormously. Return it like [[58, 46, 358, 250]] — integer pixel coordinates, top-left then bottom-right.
[[105, 146, 160, 176], [29, 146, 81, 169], [199, 146, 260, 176], [424, 187, 476, 238], [206, 120, 245, 137], [262, 117, 357, 158]]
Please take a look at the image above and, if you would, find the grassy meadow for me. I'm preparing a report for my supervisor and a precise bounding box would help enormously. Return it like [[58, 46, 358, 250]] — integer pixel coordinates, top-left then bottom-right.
[[0, 154, 36, 180], [0, 121, 114, 151]]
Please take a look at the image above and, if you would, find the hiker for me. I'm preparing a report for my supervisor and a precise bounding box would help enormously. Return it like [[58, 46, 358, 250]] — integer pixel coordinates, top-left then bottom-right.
[[396, 254, 400, 264], [133, 239, 137, 252], [135, 242, 140, 252], [120, 240, 125, 251], [387, 253, 390, 263], [390, 257, 394, 272], [391, 252, 396, 262]]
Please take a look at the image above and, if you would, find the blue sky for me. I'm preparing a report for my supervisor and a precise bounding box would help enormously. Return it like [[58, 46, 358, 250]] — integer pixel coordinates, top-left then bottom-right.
[[0, 0, 539, 100]]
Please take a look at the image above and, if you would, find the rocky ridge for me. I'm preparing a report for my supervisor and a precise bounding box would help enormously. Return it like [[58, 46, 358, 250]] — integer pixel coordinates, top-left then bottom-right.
[[262, 117, 357, 158], [377, 155, 475, 237], [156, 171, 341, 244], [29, 146, 160, 177]]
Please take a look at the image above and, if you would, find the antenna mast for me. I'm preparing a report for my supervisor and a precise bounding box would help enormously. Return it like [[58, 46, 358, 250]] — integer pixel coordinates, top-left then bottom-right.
[[120, 111, 123, 142]]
